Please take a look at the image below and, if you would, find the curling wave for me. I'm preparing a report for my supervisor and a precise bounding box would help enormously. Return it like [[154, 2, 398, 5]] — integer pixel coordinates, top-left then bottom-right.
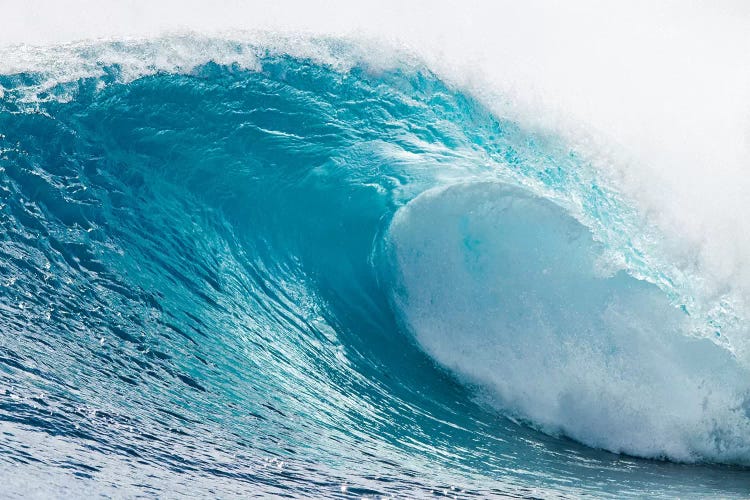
[[0, 36, 749, 498]]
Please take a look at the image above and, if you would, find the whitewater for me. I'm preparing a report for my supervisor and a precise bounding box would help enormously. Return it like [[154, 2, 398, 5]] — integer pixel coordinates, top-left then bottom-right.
[[1, 1, 750, 498]]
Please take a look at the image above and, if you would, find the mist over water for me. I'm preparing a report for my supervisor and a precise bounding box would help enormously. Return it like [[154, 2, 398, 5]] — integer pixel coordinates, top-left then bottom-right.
[[1, 2, 750, 498]]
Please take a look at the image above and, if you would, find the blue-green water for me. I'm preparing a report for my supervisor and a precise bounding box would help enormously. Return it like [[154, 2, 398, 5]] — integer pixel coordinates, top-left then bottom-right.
[[0, 38, 748, 498]]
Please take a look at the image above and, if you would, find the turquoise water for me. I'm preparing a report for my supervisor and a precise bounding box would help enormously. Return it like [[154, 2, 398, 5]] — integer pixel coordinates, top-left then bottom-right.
[[0, 38, 749, 497]]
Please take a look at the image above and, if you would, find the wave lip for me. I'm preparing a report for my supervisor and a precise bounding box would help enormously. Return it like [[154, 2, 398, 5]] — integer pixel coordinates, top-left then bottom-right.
[[387, 181, 750, 464]]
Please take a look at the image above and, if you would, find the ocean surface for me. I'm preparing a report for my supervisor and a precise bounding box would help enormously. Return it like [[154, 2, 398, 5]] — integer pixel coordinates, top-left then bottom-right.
[[1, 34, 749, 498]]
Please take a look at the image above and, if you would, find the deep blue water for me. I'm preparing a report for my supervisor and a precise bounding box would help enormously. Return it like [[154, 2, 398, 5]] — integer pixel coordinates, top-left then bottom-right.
[[0, 40, 749, 498]]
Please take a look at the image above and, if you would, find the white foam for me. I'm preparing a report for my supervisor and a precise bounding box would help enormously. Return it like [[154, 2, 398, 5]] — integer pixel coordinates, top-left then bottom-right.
[[388, 181, 750, 463]]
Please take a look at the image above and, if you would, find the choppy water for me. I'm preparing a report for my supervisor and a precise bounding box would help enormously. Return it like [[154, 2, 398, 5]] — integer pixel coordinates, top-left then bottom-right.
[[0, 36, 749, 498]]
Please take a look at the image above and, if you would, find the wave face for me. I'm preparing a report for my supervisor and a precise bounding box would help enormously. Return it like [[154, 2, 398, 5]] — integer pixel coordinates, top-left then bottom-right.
[[1, 37, 749, 497]]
